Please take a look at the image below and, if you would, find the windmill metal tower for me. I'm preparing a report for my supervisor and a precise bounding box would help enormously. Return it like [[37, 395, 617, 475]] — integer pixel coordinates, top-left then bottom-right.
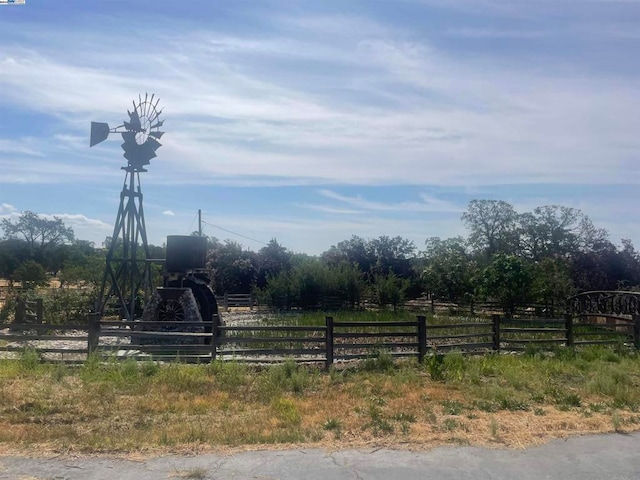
[[90, 93, 165, 321]]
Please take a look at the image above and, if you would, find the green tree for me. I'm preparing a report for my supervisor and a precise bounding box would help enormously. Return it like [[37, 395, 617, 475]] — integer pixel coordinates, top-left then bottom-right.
[[256, 238, 292, 289], [323, 235, 417, 281], [259, 258, 365, 311], [518, 205, 608, 260], [531, 257, 575, 307], [422, 236, 476, 301], [322, 235, 374, 279], [462, 200, 519, 259], [206, 240, 257, 294], [369, 235, 416, 279], [479, 254, 533, 316], [569, 239, 637, 291], [617, 238, 640, 288], [59, 252, 106, 293], [0, 239, 31, 278], [374, 272, 410, 312], [12, 260, 48, 289], [1, 211, 74, 252], [1, 211, 75, 276]]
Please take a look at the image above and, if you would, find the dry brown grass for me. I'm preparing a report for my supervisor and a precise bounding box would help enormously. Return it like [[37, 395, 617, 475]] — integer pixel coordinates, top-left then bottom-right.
[[0, 349, 639, 456]]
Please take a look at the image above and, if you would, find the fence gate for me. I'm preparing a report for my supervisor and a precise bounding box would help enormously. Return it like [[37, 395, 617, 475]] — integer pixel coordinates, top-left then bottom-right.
[[14, 298, 44, 324], [567, 291, 640, 349]]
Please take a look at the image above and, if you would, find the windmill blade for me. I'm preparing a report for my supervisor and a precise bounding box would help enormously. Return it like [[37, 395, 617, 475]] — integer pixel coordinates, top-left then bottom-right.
[[121, 131, 137, 144], [122, 144, 156, 165], [133, 142, 158, 162], [150, 119, 164, 129], [148, 106, 162, 124], [149, 131, 164, 140], [125, 110, 141, 131], [146, 137, 162, 151]]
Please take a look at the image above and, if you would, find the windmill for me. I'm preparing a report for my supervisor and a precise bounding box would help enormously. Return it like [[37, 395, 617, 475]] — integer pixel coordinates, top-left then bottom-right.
[[90, 93, 165, 321]]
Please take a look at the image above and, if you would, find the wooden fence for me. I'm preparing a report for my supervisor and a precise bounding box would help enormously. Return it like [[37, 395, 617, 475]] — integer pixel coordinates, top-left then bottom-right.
[[221, 293, 558, 317], [14, 298, 44, 324], [0, 321, 90, 361], [402, 298, 559, 317], [1, 312, 639, 365], [221, 293, 257, 311]]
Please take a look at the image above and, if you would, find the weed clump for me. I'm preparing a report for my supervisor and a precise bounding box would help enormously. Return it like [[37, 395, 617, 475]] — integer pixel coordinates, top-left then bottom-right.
[[360, 349, 395, 372], [258, 360, 314, 401]]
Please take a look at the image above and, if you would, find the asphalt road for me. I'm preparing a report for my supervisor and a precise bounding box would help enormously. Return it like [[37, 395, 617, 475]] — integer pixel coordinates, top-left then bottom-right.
[[1, 432, 638, 480]]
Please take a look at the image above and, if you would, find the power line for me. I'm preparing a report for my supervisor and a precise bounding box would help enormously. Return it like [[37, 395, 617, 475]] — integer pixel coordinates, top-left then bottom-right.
[[200, 219, 268, 246], [186, 211, 198, 235]]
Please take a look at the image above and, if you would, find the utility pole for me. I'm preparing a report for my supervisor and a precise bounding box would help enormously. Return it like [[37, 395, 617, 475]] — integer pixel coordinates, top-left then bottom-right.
[[198, 209, 202, 236]]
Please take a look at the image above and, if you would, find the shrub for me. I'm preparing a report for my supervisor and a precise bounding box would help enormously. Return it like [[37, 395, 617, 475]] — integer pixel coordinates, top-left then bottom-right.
[[373, 272, 409, 311], [259, 260, 365, 311]]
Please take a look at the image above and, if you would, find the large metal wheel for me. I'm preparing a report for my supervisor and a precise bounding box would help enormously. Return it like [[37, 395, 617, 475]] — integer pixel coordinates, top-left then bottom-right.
[[167, 278, 220, 342], [156, 299, 185, 322]]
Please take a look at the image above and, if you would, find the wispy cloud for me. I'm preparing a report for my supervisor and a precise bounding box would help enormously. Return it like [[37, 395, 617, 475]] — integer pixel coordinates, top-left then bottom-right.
[[52, 213, 110, 229], [0, 138, 44, 157], [318, 189, 464, 213], [299, 204, 364, 215], [445, 28, 549, 39], [0, 203, 17, 215], [1, 10, 638, 188]]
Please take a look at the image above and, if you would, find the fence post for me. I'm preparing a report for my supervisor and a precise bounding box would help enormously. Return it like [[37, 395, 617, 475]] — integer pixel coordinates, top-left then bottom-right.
[[325, 316, 334, 370], [430, 297, 435, 314], [223, 293, 229, 312], [492, 314, 501, 352], [250, 293, 255, 311], [35, 298, 44, 324], [211, 314, 218, 361], [633, 314, 640, 351], [565, 313, 574, 347], [14, 298, 25, 324], [417, 315, 427, 362], [87, 313, 100, 355]]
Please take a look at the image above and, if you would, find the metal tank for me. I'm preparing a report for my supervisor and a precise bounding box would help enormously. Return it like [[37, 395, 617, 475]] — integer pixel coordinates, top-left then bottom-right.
[[141, 235, 222, 343]]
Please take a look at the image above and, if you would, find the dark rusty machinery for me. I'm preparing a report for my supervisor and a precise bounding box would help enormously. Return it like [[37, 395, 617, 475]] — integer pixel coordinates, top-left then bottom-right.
[[141, 235, 222, 341]]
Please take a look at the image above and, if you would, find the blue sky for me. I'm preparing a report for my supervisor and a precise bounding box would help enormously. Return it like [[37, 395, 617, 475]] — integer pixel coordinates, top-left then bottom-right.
[[0, 0, 639, 255]]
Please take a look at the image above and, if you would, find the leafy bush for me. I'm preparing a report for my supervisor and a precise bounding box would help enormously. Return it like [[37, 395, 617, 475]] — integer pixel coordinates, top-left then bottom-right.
[[373, 272, 409, 311], [12, 261, 48, 289], [43, 287, 94, 324], [361, 349, 395, 372], [479, 254, 533, 316], [259, 259, 364, 311]]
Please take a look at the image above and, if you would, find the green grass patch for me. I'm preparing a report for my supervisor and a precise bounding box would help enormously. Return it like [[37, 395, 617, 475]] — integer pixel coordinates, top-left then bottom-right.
[[0, 341, 639, 452]]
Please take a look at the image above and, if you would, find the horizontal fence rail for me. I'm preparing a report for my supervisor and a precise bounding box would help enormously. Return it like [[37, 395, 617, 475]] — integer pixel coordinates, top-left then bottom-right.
[[2, 311, 640, 365], [331, 318, 421, 363], [222, 293, 257, 311], [213, 322, 327, 364], [0, 320, 92, 363]]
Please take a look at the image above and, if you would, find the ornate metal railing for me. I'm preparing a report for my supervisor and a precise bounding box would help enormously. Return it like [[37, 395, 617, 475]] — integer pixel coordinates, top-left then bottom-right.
[[567, 291, 640, 317]]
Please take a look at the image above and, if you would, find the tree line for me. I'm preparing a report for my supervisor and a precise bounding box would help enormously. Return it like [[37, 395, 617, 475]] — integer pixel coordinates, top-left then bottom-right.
[[1, 201, 639, 315]]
